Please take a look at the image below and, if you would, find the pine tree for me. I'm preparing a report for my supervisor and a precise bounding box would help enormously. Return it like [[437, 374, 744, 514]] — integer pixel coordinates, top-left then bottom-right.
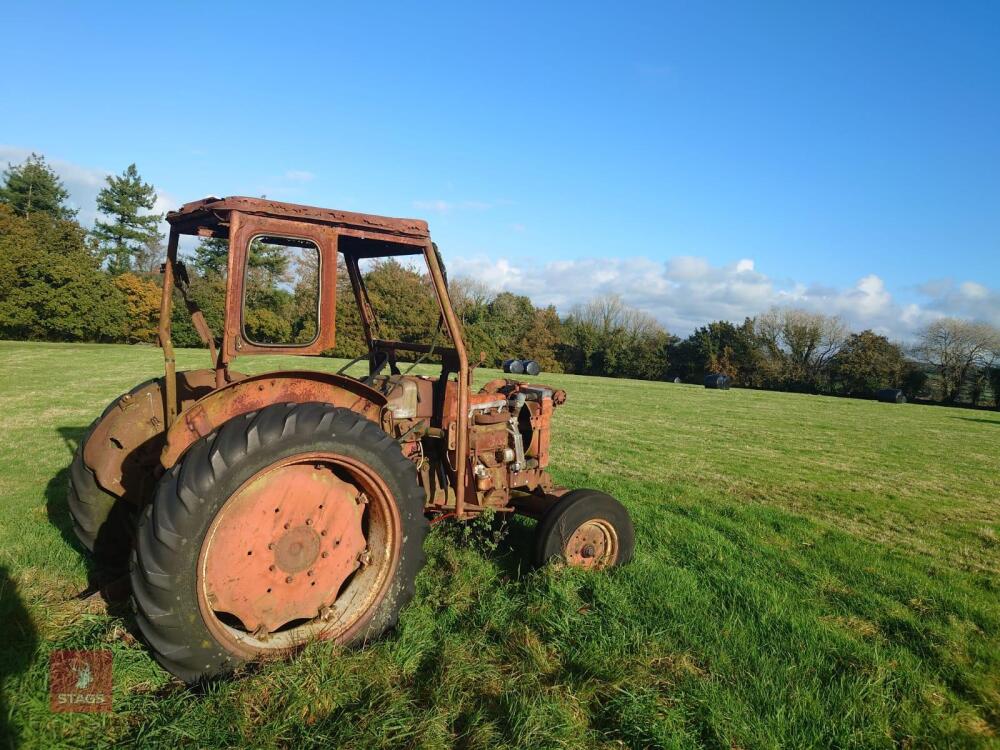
[[93, 164, 162, 275], [192, 237, 229, 277], [0, 153, 77, 220]]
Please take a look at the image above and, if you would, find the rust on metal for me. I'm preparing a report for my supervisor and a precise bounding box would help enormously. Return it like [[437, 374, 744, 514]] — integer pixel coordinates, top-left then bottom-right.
[[84, 369, 233, 498], [183, 404, 213, 439], [146, 195, 571, 520], [160, 371, 386, 468], [201, 457, 367, 633], [221, 211, 338, 361], [158, 229, 180, 427], [167, 196, 430, 242], [196, 451, 402, 658], [564, 519, 619, 569]]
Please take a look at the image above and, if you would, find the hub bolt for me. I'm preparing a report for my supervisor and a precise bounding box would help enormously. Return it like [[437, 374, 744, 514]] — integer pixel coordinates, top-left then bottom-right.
[[581, 545, 596, 559]]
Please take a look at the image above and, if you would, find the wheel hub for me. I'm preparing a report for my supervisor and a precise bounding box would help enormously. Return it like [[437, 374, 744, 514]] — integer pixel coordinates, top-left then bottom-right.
[[273, 525, 321, 573], [202, 460, 368, 634], [564, 519, 619, 569]]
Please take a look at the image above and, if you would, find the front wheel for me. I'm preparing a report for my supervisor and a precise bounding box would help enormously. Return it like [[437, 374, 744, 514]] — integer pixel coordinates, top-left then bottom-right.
[[534, 489, 635, 569], [130, 402, 427, 683]]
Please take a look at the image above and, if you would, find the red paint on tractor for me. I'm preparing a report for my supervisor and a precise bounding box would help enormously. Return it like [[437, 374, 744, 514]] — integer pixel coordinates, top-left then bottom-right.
[[160, 371, 386, 468], [202, 459, 368, 634]]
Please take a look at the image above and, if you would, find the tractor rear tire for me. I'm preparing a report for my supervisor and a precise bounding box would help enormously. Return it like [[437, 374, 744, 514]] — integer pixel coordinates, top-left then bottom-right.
[[67, 379, 157, 566], [534, 489, 634, 569], [130, 402, 428, 683]]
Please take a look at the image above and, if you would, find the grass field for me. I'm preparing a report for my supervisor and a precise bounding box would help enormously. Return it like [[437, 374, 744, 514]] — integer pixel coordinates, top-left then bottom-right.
[[1, 340, 998, 749]]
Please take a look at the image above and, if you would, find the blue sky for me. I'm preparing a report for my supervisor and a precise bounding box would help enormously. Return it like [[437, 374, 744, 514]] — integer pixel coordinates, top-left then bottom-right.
[[2, 1, 998, 337]]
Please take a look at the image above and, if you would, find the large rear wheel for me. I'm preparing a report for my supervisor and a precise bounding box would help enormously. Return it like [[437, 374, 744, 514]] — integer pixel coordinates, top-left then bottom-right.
[[130, 402, 427, 682]]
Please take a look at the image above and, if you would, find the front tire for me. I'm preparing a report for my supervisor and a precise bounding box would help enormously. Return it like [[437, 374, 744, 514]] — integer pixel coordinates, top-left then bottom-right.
[[534, 489, 635, 569], [130, 402, 427, 682]]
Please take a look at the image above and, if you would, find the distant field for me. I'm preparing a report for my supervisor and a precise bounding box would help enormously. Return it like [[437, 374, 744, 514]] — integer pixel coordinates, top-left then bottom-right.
[[1, 340, 998, 749]]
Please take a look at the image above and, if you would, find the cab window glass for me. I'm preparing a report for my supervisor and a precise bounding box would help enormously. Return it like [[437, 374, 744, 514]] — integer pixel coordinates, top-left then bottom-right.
[[242, 235, 319, 346]]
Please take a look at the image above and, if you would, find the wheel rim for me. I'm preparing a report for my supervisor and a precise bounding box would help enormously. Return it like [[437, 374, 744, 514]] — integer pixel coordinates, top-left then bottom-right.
[[197, 451, 401, 658], [564, 518, 619, 569]]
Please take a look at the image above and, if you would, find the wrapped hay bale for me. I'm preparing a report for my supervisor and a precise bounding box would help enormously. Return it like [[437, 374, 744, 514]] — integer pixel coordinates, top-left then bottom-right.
[[876, 388, 906, 404], [704, 373, 730, 390]]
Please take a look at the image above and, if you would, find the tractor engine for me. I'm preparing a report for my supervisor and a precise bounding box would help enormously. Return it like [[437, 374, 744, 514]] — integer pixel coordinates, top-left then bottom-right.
[[379, 375, 566, 509]]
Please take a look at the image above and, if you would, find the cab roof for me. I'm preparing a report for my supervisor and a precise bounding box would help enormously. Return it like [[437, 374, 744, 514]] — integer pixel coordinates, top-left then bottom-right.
[[165, 196, 430, 241]]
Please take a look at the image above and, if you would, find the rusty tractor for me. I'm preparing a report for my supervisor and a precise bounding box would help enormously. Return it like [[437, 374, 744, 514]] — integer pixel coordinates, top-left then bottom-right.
[[69, 196, 634, 682]]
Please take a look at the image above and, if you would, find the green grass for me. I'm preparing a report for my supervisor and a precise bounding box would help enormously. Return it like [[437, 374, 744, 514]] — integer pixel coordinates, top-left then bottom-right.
[[1, 340, 998, 749]]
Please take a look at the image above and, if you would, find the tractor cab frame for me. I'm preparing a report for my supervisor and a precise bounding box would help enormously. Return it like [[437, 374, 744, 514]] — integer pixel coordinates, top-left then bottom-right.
[[159, 196, 539, 519]]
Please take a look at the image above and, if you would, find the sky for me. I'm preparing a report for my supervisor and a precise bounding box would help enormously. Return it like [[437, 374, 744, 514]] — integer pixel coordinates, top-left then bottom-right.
[[2, 1, 998, 339]]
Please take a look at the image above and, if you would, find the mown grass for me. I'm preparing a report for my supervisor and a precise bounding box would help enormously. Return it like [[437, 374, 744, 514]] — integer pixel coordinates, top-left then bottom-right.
[[0, 340, 998, 749]]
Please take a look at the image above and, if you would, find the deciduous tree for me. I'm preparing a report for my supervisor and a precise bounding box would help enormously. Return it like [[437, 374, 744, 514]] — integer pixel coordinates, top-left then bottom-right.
[[0, 205, 124, 341], [831, 330, 908, 397], [561, 294, 671, 379], [755, 308, 846, 392], [914, 318, 1000, 404], [365, 260, 439, 344], [114, 272, 160, 343]]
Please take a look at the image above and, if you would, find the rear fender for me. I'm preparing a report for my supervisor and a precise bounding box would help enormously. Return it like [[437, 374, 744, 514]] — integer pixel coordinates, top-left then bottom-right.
[[160, 371, 388, 469], [84, 369, 225, 498]]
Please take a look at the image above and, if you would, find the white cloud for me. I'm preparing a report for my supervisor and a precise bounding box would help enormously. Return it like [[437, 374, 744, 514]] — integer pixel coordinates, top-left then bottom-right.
[[916, 278, 1000, 327], [152, 189, 180, 219], [449, 254, 999, 340], [959, 281, 988, 299]]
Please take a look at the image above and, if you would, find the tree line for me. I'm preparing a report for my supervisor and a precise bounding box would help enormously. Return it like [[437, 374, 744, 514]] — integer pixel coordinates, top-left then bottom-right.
[[2, 152, 999, 408]]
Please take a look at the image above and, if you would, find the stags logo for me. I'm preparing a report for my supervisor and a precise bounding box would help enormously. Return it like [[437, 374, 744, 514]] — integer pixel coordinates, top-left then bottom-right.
[[49, 650, 112, 712]]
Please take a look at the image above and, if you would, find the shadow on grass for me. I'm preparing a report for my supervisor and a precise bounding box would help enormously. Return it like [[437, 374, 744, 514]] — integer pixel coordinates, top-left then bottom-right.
[[953, 415, 1000, 426], [427, 512, 538, 584], [46, 425, 90, 559], [0, 564, 38, 749], [493, 514, 537, 579]]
